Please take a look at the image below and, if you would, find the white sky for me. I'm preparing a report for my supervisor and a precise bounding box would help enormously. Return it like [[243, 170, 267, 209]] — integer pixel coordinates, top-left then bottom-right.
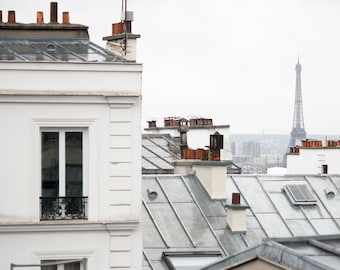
[[2, 0, 340, 134]]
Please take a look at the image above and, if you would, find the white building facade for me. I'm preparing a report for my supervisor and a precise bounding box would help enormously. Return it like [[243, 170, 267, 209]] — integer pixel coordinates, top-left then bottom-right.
[[286, 141, 340, 174], [0, 5, 142, 270]]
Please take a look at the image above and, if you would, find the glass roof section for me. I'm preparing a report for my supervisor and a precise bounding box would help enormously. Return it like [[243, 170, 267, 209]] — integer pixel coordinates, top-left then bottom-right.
[[0, 40, 125, 63]]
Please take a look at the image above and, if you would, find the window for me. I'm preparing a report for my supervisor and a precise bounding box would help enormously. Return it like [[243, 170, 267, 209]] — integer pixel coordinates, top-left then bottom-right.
[[162, 251, 221, 270], [10, 259, 86, 270], [322, 164, 328, 174], [40, 130, 88, 220], [41, 259, 86, 270], [284, 184, 317, 205]]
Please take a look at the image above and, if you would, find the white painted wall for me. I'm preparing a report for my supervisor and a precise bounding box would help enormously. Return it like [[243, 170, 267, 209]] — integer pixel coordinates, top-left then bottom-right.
[[0, 61, 142, 269], [286, 148, 340, 174], [226, 208, 247, 233], [192, 163, 227, 199]]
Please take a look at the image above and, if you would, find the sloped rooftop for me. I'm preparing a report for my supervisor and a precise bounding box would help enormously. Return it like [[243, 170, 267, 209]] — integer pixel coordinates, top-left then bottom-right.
[[0, 23, 125, 63], [142, 173, 340, 268], [0, 38, 124, 62], [142, 134, 181, 174], [228, 175, 340, 238], [142, 174, 227, 269], [202, 234, 340, 270]]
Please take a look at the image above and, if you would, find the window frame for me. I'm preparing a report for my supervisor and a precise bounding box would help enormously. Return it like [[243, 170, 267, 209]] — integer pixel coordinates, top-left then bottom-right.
[[162, 251, 222, 270], [40, 127, 88, 198], [33, 119, 96, 221], [40, 258, 86, 270]]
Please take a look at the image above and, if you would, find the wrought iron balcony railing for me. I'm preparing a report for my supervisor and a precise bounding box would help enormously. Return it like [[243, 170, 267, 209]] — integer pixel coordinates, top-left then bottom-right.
[[40, 196, 88, 220]]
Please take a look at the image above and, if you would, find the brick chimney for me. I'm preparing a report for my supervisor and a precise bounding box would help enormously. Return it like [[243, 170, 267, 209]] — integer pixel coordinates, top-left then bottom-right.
[[103, 11, 140, 62]]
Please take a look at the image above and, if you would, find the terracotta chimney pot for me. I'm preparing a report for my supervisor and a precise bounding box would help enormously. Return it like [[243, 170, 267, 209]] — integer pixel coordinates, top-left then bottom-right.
[[8, 10, 16, 23], [62, 12, 70, 24], [37, 11, 44, 24]]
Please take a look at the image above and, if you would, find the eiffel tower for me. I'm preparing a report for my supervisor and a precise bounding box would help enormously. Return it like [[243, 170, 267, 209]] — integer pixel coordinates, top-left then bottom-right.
[[288, 58, 307, 147]]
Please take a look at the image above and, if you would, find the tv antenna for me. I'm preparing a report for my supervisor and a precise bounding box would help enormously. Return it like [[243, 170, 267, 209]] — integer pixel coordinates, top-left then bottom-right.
[[121, 0, 128, 55]]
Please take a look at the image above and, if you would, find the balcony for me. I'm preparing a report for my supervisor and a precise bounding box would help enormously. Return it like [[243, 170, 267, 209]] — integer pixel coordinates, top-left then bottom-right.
[[40, 197, 88, 220]]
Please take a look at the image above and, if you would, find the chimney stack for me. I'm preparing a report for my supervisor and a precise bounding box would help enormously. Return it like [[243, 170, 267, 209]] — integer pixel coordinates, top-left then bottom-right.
[[226, 193, 249, 233], [8, 11, 16, 23], [62, 12, 70, 24], [178, 118, 189, 159], [103, 10, 140, 62], [147, 120, 157, 128], [36, 11, 44, 24], [210, 131, 224, 161], [50, 2, 58, 23]]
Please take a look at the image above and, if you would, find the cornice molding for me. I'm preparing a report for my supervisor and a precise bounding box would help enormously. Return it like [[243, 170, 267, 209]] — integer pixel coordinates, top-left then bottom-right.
[[0, 220, 140, 233]]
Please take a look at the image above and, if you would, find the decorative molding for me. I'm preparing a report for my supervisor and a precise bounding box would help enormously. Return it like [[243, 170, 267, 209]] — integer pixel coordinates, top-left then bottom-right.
[[0, 94, 139, 104], [0, 221, 140, 233]]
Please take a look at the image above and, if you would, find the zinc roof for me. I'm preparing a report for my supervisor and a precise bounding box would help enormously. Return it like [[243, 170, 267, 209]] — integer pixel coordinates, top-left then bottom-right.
[[142, 173, 340, 269], [0, 23, 126, 63]]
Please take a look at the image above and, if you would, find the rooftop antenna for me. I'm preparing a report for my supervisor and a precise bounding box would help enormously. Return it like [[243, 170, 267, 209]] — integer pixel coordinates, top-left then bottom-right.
[[121, 0, 128, 55]]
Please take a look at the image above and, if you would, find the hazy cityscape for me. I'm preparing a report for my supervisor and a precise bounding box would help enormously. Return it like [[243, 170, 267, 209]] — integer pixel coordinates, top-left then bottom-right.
[[231, 133, 340, 173]]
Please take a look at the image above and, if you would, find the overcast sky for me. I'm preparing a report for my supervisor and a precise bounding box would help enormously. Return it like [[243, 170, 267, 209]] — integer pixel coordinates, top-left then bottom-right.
[[3, 0, 340, 135]]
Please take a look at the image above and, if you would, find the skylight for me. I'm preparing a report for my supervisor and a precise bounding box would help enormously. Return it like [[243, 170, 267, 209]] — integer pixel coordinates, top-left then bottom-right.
[[162, 251, 221, 270], [284, 184, 317, 205]]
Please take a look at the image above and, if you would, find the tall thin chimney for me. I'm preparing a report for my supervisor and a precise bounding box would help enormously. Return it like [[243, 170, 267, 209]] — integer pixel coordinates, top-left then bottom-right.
[[8, 11, 16, 23], [178, 118, 189, 159], [50, 2, 58, 23]]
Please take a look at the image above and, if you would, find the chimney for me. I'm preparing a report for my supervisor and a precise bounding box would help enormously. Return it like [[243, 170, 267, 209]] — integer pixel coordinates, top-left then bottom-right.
[[50, 2, 58, 23], [178, 118, 189, 159], [103, 10, 141, 62], [37, 11, 44, 24], [0, 10, 3, 23], [62, 12, 70, 24], [147, 120, 157, 128], [226, 193, 249, 233], [8, 11, 16, 23], [210, 131, 224, 161]]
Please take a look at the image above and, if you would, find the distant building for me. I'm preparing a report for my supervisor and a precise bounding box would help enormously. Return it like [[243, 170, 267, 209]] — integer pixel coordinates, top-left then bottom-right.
[[0, 3, 142, 270], [287, 139, 340, 174], [145, 116, 232, 161]]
